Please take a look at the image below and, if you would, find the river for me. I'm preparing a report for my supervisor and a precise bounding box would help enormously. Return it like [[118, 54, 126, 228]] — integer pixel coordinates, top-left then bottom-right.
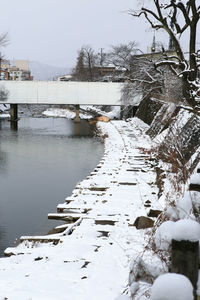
[[0, 112, 104, 256]]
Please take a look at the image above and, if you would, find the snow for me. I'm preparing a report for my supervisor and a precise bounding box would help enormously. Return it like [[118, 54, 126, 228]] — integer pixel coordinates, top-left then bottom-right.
[[172, 219, 200, 242], [150, 273, 194, 300], [81, 105, 121, 119], [0, 117, 158, 299], [155, 219, 200, 248], [0, 106, 199, 299], [0, 113, 9, 118], [42, 108, 75, 118], [42, 106, 120, 120], [0, 103, 10, 118], [176, 192, 194, 219], [155, 221, 175, 251], [197, 270, 200, 296], [42, 108, 92, 119], [166, 192, 195, 221], [114, 296, 130, 300], [0, 103, 10, 111], [190, 173, 200, 185]]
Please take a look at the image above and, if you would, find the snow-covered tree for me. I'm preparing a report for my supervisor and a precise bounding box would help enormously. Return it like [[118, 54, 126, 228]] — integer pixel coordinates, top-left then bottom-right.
[[121, 55, 183, 105], [130, 0, 200, 109], [0, 32, 9, 104]]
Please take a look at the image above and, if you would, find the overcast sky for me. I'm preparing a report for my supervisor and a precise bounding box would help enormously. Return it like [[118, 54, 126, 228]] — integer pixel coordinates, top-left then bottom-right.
[[0, 0, 190, 68]]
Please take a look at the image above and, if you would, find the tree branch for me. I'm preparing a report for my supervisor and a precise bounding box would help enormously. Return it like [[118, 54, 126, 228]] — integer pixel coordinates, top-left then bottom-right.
[[155, 60, 180, 68]]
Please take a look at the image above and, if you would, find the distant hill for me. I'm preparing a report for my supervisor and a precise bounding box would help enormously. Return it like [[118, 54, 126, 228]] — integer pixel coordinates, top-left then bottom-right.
[[29, 61, 72, 81]]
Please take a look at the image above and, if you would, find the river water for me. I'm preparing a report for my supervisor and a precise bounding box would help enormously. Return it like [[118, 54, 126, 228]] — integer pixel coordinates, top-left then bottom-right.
[[0, 114, 104, 256]]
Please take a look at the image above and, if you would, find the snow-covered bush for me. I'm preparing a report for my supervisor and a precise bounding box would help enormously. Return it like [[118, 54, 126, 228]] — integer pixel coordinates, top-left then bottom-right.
[[172, 219, 200, 242], [176, 192, 194, 219], [190, 173, 200, 185], [150, 273, 193, 300], [166, 191, 196, 221], [154, 219, 200, 250], [129, 255, 168, 299], [127, 104, 200, 299], [154, 220, 174, 251]]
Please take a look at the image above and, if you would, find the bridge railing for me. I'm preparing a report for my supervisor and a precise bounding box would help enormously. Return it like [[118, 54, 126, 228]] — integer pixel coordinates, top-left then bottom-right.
[[0, 81, 123, 105]]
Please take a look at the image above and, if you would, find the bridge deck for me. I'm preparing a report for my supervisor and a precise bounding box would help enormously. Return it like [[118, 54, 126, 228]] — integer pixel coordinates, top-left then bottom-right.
[[0, 81, 123, 105]]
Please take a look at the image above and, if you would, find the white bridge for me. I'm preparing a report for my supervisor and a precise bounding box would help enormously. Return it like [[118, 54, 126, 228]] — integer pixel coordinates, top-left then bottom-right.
[[0, 81, 123, 105]]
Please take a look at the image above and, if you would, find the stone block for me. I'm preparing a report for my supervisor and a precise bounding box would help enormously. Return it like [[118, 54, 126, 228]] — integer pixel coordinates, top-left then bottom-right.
[[133, 216, 154, 229]]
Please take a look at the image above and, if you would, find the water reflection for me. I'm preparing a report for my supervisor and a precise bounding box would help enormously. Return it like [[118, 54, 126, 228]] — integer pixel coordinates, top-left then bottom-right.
[[74, 120, 91, 136], [0, 117, 103, 256], [10, 121, 18, 131], [7, 117, 93, 137], [0, 150, 7, 172]]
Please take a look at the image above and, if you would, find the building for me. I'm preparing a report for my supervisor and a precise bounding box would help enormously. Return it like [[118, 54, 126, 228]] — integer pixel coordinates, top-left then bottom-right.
[[92, 65, 126, 82], [57, 74, 72, 81], [0, 59, 10, 80], [0, 70, 9, 80], [132, 50, 177, 64], [13, 59, 29, 72], [1, 59, 10, 70], [0, 59, 33, 81], [9, 67, 33, 81]]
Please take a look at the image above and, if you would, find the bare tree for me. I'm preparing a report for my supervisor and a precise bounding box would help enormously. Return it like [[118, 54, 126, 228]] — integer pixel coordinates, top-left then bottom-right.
[[0, 33, 8, 48], [129, 56, 164, 99], [0, 32, 9, 102], [122, 54, 183, 105], [130, 0, 200, 108], [107, 41, 140, 74], [72, 45, 98, 81], [82, 45, 98, 81], [108, 41, 182, 105]]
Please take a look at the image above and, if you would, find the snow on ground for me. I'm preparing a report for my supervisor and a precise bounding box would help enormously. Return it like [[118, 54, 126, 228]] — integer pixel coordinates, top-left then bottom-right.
[[0, 118, 170, 299], [82, 105, 121, 119], [0, 113, 9, 118], [42, 106, 121, 120], [42, 108, 92, 119], [0, 104, 10, 118]]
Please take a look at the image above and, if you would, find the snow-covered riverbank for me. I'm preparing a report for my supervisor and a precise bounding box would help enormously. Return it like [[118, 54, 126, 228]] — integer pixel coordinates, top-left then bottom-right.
[[0, 117, 164, 299], [0, 109, 199, 299]]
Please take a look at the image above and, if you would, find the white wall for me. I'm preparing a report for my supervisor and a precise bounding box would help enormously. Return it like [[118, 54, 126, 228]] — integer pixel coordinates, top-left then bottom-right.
[[0, 81, 123, 105]]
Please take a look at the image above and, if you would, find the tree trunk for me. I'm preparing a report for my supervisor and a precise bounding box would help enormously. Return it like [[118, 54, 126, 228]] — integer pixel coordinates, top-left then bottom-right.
[[182, 77, 197, 108], [189, 18, 198, 81]]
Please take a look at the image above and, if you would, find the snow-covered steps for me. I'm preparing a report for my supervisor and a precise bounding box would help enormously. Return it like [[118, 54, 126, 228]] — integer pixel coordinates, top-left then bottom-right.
[[20, 235, 61, 245], [118, 182, 137, 186], [4, 218, 83, 257], [57, 205, 92, 214], [0, 119, 162, 299], [48, 213, 82, 222]]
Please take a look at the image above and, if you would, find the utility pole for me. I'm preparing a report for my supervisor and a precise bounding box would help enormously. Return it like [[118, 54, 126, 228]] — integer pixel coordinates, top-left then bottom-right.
[[98, 48, 106, 78], [0, 52, 2, 80], [99, 48, 105, 67], [100, 48, 103, 67], [151, 32, 156, 53]]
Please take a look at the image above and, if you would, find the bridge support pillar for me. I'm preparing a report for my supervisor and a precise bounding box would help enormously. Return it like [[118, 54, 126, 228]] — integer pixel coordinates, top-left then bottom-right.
[[10, 104, 18, 122], [120, 105, 125, 119], [74, 105, 81, 123]]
